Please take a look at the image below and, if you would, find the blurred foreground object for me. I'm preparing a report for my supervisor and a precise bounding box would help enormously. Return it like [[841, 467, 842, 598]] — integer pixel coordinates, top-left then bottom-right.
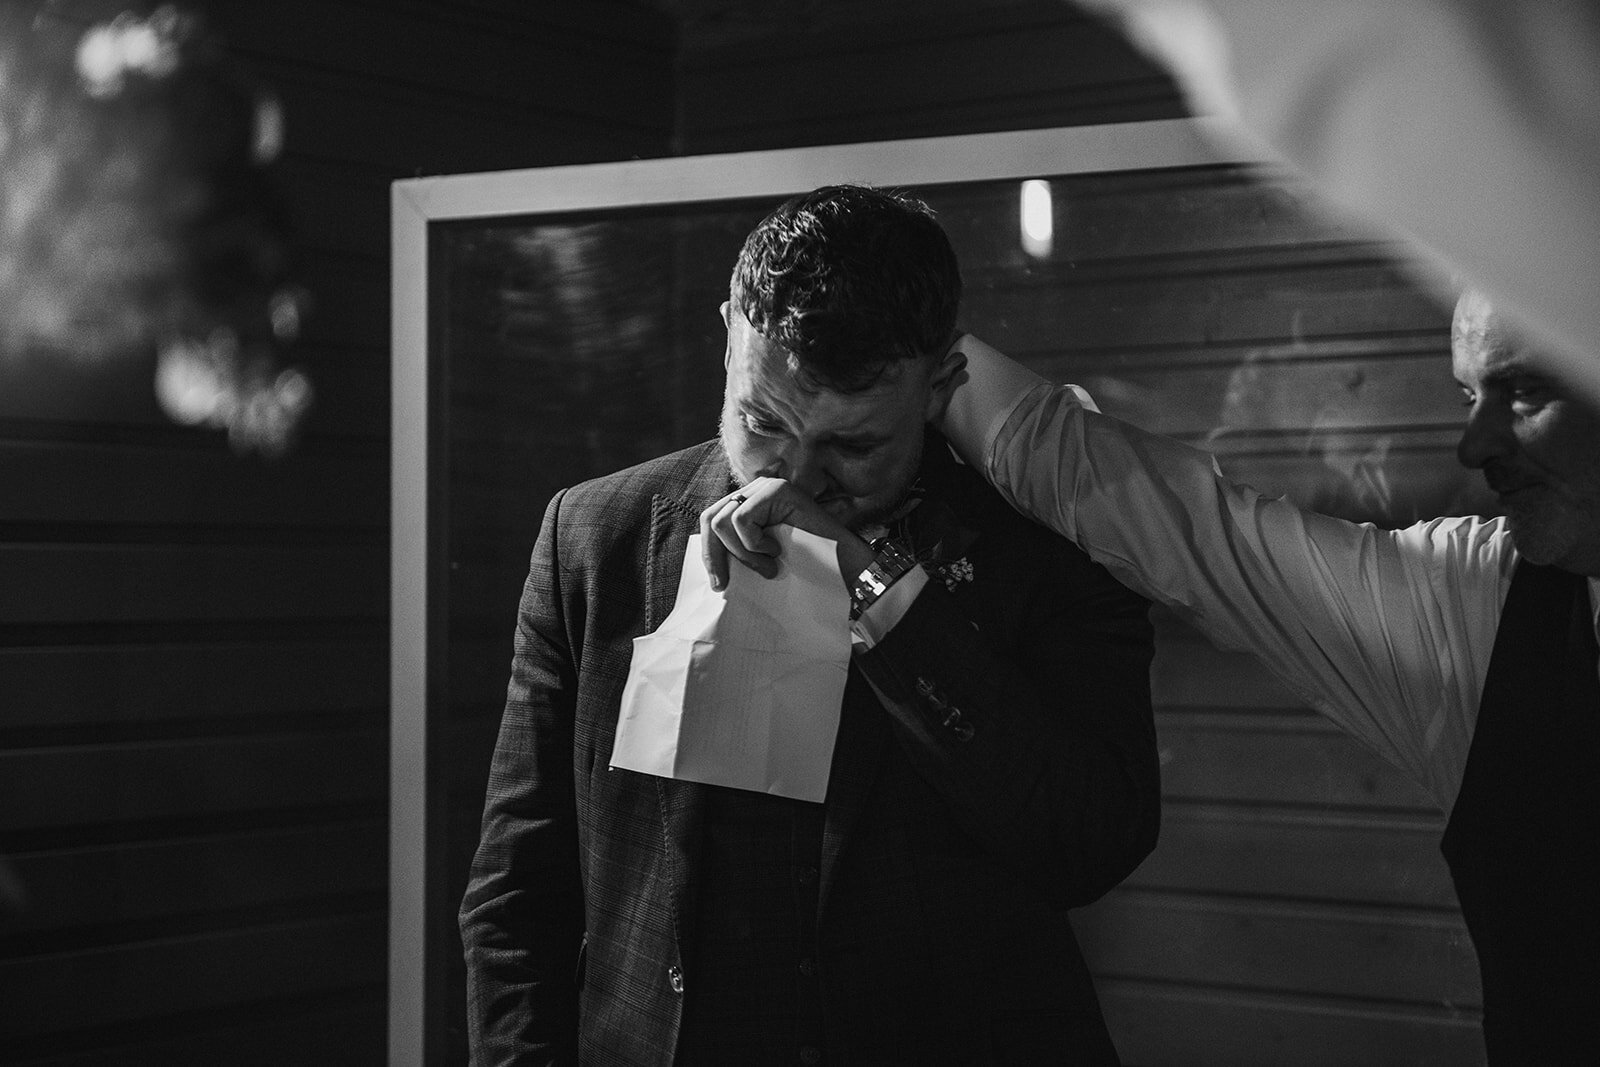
[[1081, 0, 1600, 405], [0, 0, 311, 454]]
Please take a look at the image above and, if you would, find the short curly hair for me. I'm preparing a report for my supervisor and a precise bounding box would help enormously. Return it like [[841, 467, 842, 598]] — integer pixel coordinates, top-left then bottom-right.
[[730, 184, 962, 392]]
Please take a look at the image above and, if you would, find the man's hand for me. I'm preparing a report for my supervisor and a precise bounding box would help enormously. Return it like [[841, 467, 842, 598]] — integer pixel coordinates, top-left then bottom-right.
[[700, 477, 873, 591]]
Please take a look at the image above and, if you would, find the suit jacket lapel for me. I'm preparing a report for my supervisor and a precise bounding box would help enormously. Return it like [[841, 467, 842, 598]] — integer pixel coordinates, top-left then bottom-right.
[[640, 435, 983, 923], [643, 445, 733, 631], [820, 430, 980, 917], [643, 444, 733, 950]]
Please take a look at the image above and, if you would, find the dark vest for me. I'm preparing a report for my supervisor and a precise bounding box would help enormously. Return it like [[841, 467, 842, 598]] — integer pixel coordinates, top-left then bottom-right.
[[1440, 561, 1600, 1061]]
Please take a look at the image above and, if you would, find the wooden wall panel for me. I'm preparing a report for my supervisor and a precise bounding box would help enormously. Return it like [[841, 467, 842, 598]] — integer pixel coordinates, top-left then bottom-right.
[[12, 997, 386, 1067], [1069, 351, 1460, 435], [954, 167, 1478, 1063], [3, 640, 385, 730], [0, 545, 384, 624], [676, 1, 1182, 153], [0, 1, 1480, 1062], [1098, 981, 1486, 1067], [1080, 889, 1479, 1006], [2, 820, 386, 937], [0, 439, 385, 528], [425, 149, 1478, 1066], [0, 1, 675, 1063], [1129, 805, 1457, 908], [937, 167, 1362, 259], [0, 913, 385, 1038], [224, 0, 675, 174], [0, 729, 386, 832], [0, 356, 167, 428], [1154, 710, 1435, 811], [972, 258, 1443, 354]]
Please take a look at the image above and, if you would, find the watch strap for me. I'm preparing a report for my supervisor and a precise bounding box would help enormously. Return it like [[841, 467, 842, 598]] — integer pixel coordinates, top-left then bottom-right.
[[849, 537, 918, 621]]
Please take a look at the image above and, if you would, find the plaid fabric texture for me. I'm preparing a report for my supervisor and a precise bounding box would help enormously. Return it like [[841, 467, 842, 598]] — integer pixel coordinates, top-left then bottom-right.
[[460, 435, 1159, 1065]]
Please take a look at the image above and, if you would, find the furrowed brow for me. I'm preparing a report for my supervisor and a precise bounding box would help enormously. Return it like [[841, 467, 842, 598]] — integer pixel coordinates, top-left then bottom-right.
[[1482, 364, 1550, 391], [828, 430, 891, 449]]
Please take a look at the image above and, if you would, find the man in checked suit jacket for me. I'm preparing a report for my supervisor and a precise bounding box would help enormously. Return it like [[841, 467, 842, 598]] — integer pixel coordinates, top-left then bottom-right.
[[459, 185, 1159, 1065]]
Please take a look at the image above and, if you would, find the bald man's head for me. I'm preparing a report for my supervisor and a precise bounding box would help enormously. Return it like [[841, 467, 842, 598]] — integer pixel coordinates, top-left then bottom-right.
[[1453, 290, 1600, 575]]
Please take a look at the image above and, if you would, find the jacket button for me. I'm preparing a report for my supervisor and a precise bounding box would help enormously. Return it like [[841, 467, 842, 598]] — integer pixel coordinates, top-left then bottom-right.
[[917, 677, 973, 739], [942, 708, 975, 742], [668, 965, 684, 993]]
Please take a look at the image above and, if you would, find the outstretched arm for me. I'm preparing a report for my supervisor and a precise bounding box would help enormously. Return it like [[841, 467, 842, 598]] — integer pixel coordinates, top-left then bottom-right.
[[938, 334, 1513, 810]]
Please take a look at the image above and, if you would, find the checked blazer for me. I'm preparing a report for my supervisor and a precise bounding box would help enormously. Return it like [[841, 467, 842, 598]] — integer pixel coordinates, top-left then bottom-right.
[[460, 433, 1159, 1065]]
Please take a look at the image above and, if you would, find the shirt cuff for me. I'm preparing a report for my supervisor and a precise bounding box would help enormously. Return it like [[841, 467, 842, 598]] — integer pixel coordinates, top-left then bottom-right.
[[849, 564, 929, 651]]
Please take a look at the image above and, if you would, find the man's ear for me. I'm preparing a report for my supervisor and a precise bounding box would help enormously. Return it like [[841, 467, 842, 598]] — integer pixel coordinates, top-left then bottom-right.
[[924, 334, 969, 423]]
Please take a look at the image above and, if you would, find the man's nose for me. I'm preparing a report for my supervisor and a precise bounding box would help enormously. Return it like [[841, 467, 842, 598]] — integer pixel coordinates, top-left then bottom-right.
[[770, 443, 829, 499], [1456, 399, 1514, 470]]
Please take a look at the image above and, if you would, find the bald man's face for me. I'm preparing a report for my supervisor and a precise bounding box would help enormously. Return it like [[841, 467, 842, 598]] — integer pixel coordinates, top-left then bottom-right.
[[1454, 294, 1600, 575]]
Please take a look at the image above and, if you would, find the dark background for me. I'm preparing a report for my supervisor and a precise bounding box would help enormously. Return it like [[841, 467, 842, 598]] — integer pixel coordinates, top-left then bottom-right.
[[0, 2, 1483, 1064]]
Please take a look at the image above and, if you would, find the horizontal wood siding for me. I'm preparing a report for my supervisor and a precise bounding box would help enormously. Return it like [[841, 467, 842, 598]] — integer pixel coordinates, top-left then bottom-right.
[[0, 1, 673, 1063], [429, 161, 1480, 1064], [1098, 980, 1487, 1067], [434, 7, 1476, 1055], [0, 0, 1479, 1060], [950, 166, 1482, 1064], [675, 1, 1182, 154]]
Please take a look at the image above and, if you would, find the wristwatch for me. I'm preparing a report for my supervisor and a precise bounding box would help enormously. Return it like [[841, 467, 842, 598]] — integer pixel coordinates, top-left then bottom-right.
[[848, 537, 918, 621]]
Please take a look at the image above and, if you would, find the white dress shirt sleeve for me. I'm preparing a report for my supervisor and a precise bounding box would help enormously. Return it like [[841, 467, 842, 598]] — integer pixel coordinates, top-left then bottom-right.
[[849, 563, 928, 652], [943, 334, 1517, 813]]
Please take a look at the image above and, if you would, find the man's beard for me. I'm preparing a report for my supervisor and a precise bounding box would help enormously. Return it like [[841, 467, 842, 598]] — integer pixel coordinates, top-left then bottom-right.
[[1505, 496, 1587, 570]]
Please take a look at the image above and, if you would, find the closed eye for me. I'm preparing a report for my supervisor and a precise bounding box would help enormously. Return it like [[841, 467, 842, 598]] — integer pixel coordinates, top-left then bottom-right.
[[741, 411, 783, 436], [1481, 369, 1555, 408], [1506, 377, 1556, 412]]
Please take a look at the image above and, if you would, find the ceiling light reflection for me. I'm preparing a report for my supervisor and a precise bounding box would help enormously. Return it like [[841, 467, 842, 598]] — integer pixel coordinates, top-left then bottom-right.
[[1020, 179, 1054, 260]]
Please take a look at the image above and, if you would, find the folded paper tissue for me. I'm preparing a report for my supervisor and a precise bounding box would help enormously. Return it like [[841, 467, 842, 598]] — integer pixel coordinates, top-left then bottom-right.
[[611, 527, 850, 802]]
